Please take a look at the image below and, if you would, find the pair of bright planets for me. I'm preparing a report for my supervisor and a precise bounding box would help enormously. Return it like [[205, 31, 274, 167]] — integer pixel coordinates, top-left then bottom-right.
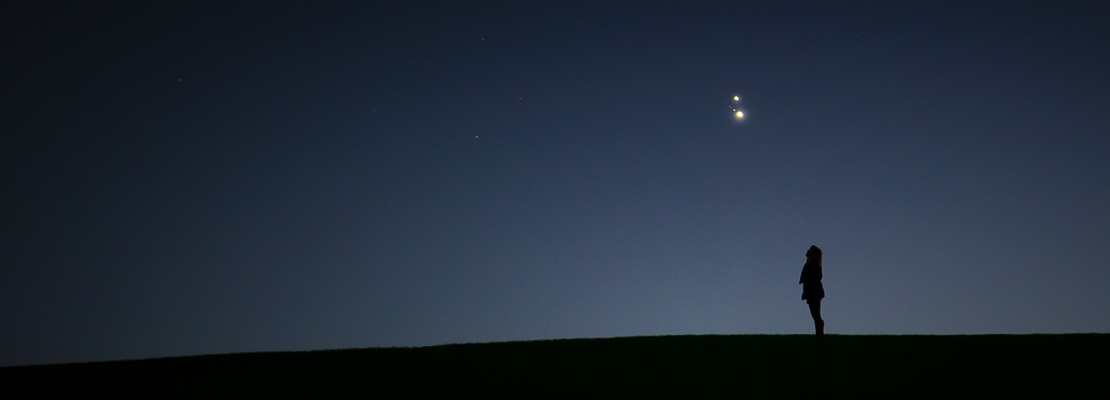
[[731, 95, 745, 119]]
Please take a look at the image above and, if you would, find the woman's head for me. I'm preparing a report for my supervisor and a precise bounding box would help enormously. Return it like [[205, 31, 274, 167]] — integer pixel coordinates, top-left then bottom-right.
[[806, 245, 822, 264]]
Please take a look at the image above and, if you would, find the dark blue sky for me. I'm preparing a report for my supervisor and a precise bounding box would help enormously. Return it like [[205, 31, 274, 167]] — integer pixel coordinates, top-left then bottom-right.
[[4, 1, 1110, 366]]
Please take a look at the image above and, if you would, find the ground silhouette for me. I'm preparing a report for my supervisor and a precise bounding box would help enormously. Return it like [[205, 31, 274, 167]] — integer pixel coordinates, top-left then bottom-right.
[[2, 334, 1106, 398]]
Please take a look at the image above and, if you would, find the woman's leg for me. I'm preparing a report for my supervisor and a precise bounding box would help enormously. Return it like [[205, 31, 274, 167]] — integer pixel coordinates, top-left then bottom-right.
[[808, 300, 824, 338]]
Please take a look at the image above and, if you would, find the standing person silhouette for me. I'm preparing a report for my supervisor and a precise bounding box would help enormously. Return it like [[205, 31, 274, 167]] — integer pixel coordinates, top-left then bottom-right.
[[799, 245, 825, 339]]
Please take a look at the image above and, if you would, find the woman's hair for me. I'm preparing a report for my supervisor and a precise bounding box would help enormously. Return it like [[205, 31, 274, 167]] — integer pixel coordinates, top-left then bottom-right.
[[806, 245, 822, 267]]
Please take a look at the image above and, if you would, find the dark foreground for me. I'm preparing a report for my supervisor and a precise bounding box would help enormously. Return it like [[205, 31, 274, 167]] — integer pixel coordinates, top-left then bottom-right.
[[3, 334, 1107, 397]]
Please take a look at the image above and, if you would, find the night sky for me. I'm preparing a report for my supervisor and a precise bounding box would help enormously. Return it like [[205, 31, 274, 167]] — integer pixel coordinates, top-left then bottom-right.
[[4, 1, 1110, 367]]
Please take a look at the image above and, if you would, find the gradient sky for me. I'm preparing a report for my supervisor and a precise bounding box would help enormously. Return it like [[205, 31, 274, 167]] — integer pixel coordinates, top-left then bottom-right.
[[4, 1, 1110, 366]]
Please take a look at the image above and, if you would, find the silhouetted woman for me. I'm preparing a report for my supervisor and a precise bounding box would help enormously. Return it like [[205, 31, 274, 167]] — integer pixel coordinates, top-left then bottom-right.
[[799, 245, 825, 339]]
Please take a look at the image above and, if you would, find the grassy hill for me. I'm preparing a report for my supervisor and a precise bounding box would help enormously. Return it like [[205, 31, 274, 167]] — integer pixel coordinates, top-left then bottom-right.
[[3, 334, 1106, 397]]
